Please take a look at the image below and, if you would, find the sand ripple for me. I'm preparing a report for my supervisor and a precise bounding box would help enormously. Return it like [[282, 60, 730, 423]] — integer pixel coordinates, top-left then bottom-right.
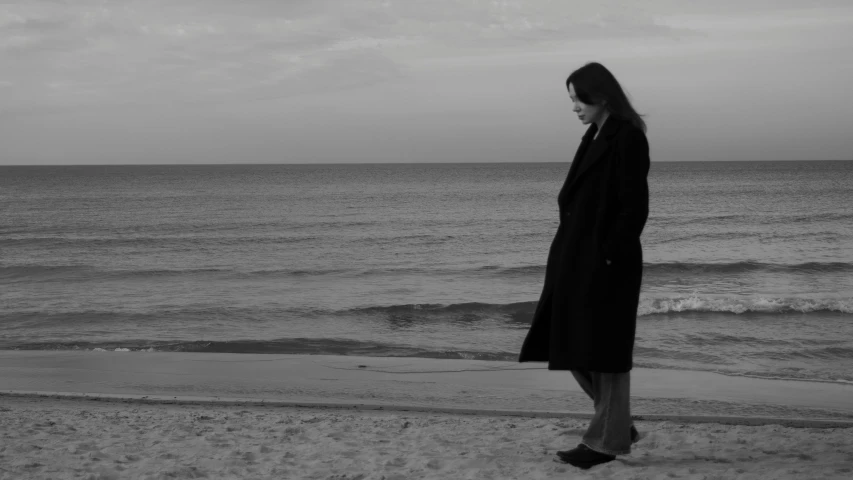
[[1, 397, 851, 479]]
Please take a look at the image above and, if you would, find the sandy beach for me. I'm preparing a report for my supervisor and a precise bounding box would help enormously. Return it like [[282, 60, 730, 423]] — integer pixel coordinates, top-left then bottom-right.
[[1, 396, 852, 480], [1, 351, 852, 479]]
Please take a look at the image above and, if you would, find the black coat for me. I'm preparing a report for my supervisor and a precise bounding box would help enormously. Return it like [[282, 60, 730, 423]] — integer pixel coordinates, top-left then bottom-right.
[[518, 116, 650, 372]]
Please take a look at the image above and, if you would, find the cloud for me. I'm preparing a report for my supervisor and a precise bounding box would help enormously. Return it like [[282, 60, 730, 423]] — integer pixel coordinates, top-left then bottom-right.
[[657, 6, 853, 32], [0, 0, 702, 115], [1, 0, 851, 120]]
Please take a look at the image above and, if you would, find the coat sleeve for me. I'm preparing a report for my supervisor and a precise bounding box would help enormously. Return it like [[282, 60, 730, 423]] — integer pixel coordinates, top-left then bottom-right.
[[603, 127, 650, 261]]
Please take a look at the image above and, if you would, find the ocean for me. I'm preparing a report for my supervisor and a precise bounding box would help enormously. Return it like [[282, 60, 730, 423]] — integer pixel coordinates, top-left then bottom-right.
[[1, 161, 851, 385]]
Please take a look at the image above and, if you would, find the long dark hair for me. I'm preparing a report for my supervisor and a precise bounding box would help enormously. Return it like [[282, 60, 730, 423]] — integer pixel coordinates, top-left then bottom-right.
[[566, 62, 646, 133]]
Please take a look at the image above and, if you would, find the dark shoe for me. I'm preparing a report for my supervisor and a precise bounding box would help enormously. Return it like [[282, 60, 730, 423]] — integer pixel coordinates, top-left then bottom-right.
[[556, 444, 615, 469], [557, 426, 638, 452]]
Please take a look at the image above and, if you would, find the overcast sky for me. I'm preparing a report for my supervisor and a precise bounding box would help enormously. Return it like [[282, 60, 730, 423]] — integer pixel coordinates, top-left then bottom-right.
[[1, 0, 852, 165]]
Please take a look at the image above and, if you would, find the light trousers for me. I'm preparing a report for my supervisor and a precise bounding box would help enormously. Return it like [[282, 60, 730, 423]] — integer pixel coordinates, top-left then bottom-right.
[[571, 370, 633, 455]]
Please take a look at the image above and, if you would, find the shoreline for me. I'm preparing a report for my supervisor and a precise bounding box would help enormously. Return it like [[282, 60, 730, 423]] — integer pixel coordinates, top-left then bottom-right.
[[1, 350, 851, 421], [3, 350, 853, 478], [6, 346, 853, 387]]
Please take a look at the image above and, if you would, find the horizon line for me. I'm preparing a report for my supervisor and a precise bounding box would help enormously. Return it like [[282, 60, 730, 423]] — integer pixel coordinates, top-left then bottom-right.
[[1, 159, 851, 167]]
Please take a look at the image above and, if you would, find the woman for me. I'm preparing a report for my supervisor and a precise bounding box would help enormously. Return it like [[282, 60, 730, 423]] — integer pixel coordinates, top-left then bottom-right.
[[518, 62, 650, 470]]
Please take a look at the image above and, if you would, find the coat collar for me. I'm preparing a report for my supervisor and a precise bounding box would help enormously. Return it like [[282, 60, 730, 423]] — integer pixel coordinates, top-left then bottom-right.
[[562, 116, 626, 196], [587, 115, 624, 141]]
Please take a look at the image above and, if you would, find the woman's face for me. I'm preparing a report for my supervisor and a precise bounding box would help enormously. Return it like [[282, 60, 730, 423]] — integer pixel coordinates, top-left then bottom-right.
[[568, 83, 606, 126]]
